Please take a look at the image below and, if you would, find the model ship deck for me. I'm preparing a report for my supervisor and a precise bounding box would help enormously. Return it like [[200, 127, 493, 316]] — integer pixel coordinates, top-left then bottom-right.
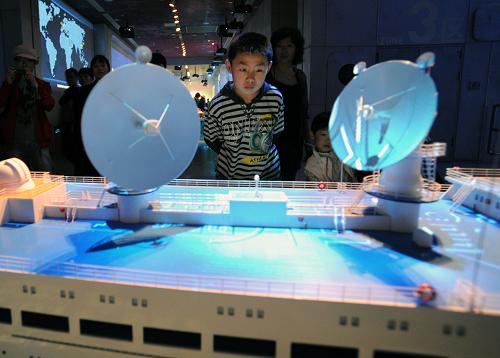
[[1, 180, 498, 313]]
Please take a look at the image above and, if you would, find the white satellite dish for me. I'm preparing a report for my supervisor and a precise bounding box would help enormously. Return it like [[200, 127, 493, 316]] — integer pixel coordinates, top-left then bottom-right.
[[329, 55, 438, 171], [81, 46, 200, 191]]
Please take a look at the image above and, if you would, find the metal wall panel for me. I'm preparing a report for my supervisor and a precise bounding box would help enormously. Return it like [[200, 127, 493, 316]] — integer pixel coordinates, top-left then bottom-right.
[[467, 0, 500, 43], [325, 0, 378, 46], [302, 0, 499, 169], [472, 3, 500, 42], [424, 46, 463, 163], [325, 46, 377, 111], [454, 43, 491, 161], [378, 0, 468, 45], [481, 42, 500, 162], [308, 46, 328, 105], [307, 0, 327, 46], [376, 47, 420, 62]]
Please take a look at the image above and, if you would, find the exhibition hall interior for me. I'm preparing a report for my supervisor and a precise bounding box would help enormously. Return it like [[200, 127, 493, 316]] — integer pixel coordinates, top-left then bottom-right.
[[0, 0, 499, 357]]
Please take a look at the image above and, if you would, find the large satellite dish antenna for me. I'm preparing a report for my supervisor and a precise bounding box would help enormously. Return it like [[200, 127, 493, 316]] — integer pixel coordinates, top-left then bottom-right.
[[82, 46, 200, 191], [329, 53, 438, 171], [329, 53, 444, 237]]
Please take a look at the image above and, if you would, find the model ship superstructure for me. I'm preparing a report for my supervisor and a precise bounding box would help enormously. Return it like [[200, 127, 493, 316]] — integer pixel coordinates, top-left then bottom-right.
[[0, 48, 499, 358]]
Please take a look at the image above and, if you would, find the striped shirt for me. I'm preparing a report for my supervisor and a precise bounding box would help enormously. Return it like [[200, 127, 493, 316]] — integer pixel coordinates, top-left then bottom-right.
[[204, 82, 284, 180]]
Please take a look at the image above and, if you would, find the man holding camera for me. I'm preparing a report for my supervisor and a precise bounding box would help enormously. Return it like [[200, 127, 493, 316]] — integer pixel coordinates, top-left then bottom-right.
[[0, 44, 54, 171]]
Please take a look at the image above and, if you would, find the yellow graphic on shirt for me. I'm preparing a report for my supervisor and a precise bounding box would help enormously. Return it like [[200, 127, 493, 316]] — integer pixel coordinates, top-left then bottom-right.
[[259, 113, 273, 121], [242, 154, 269, 164]]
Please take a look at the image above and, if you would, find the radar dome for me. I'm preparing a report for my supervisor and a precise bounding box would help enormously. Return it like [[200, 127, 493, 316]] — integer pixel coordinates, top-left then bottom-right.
[[0, 158, 35, 192]]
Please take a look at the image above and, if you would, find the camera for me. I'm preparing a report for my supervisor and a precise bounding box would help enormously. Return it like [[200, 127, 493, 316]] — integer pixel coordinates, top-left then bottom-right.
[[15, 69, 25, 79], [10, 63, 26, 81], [119, 25, 135, 38]]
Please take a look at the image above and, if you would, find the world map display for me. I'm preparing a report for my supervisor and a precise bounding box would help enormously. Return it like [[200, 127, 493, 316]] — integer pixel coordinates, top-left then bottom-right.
[[38, 0, 93, 83]]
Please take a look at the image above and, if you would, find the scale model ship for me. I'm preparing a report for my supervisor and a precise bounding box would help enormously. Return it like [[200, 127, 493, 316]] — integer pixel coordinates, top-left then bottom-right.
[[0, 47, 499, 358]]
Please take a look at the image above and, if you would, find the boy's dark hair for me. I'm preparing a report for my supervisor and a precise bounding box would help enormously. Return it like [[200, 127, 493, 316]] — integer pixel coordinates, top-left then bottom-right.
[[227, 32, 272, 63], [150, 52, 167, 68], [78, 67, 94, 78], [270, 27, 304, 65], [311, 112, 331, 134], [65, 67, 78, 76], [90, 55, 110, 71]]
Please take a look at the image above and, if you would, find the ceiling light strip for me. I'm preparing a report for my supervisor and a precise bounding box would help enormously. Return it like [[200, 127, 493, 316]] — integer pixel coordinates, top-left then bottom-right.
[[169, 2, 185, 56]]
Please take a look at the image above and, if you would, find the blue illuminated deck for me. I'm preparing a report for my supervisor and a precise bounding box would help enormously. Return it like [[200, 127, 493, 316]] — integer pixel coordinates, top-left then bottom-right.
[[0, 199, 498, 311]]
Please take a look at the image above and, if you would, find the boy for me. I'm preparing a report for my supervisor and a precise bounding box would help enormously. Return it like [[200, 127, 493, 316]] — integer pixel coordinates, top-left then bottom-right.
[[204, 32, 284, 180], [304, 112, 357, 182]]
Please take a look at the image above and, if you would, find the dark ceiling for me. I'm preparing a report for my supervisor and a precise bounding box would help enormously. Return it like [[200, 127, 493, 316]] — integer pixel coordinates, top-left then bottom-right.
[[62, 0, 262, 62]]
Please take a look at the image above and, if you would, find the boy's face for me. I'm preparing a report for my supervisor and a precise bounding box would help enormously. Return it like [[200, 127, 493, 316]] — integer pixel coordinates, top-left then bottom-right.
[[314, 129, 332, 153], [226, 52, 271, 103]]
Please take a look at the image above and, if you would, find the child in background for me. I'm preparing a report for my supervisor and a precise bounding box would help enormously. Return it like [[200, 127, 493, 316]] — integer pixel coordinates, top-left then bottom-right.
[[73, 55, 111, 176], [204, 32, 284, 180], [304, 112, 357, 182], [78, 67, 94, 86]]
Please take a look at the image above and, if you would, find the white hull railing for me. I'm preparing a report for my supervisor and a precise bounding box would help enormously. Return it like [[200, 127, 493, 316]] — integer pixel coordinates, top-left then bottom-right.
[[0, 255, 498, 314], [362, 172, 446, 201], [0, 255, 441, 308], [446, 168, 500, 195], [168, 179, 364, 191]]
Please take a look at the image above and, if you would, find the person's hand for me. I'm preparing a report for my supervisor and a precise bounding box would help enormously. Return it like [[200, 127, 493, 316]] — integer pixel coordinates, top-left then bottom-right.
[[6, 67, 15, 85], [24, 70, 37, 87]]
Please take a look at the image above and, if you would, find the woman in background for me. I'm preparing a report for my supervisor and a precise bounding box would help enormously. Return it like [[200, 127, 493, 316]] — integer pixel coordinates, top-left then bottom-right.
[[266, 27, 309, 181]]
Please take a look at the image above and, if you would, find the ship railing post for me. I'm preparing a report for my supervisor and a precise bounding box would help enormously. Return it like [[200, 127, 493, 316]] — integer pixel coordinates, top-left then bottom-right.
[[479, 294, 486, 313]]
